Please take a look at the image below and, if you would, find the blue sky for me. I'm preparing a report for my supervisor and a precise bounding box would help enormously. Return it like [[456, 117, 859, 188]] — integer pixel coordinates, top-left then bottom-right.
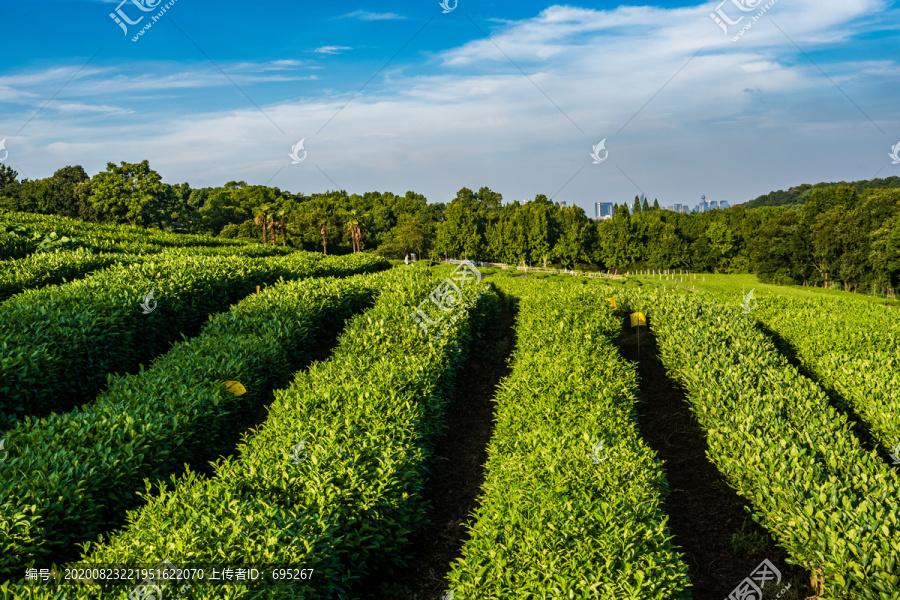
[[1, 0, 899, 212]]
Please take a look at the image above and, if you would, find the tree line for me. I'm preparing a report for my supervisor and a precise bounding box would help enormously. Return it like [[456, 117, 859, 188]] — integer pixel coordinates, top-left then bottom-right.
[[1, 161, 898, 292], [746, 176, 900, 209]]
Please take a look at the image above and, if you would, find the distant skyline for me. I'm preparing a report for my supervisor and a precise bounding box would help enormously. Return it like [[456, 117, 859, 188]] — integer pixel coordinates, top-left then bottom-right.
[[1, 0, 898, 212]]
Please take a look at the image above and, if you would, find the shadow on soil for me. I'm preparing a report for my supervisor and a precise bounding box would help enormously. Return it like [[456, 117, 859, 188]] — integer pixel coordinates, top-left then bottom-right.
[[617, 319, 813, 600], [357, 294, 518, 600]]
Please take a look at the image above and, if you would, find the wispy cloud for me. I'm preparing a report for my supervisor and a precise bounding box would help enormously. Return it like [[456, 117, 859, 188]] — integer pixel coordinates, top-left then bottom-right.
[[314, 46, 353, 55], [48, 101, 133, 114], [339, 10, 405, 21], [229, 59, 315, 72], [1, 1, 898, 207], [0, 63, 317, 104]]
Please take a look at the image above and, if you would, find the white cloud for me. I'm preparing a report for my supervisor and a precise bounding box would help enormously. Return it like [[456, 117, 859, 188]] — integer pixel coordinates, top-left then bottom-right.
[[339, 10, 405, 21], [1, 1, 898, 208], [47, 102, 133, 114], [314, 46, 353, 55], [0, 63, 317, 104], [229, 59, 315, 72]]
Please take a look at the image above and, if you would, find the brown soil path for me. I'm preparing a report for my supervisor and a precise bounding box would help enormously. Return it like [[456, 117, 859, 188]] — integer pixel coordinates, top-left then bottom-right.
[[363, 303, 516, 600]]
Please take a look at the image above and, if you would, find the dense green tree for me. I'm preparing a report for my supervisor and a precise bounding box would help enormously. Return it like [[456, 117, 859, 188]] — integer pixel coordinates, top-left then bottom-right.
[[870, 214, 900, 289], [13, 166, 92, 219], [597, 204, 635, 269], [809, 209, 847, 285], [199, 182, 252, 234], [704, 220, 734, 271], [435, 187, 498, 259], [89, 160, 169, 226], [4, 156, 900, 296], [525, 196, 554, 267], [0, 164, 17, 189], [2, 172, 24, 212], [0, 165, 21, 211], [654, 223, 687, 269], [377, 213, 430, 258], [552, 206, 590, 268], [747, 177, 900, 208], [802, 184, 858, 227], [750, 209, 804, 284]]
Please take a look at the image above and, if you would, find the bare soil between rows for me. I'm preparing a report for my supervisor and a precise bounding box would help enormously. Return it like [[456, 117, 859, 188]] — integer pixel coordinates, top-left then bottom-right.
[[351, 300, 819, 599], [364, 303, 517, 600], [617, 320, 813, 600]]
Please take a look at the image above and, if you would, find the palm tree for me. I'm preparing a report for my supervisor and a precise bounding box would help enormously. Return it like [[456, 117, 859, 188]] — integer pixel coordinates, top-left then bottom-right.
[[319, 220, 328, 255], [355, 221, 364, 252], [254, 204, 270, 245], [345, 217, 360, 253], [344, 209, 368, 253], [276, 207, 288, 246], [344, 219, 354, 252]]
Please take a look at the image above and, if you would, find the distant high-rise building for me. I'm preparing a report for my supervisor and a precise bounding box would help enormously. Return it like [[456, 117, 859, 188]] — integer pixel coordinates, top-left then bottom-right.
[[709, 201, 719, 210], [559, 201, 567, 207], [596, 202, 614, 220], [719, 200, 730, 209]]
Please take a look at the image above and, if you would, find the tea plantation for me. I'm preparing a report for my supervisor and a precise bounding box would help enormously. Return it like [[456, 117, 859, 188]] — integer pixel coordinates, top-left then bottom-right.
[[0, 215, 898, 599]]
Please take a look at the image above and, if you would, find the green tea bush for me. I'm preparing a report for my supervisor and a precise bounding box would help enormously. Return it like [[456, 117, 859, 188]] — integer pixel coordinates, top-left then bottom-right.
[[0, 273, 380, 574], [744, 294, 900, 455], [0, 249, 138, 303], [0, 267, 493, 598], [444, 277, 692, 599], [646, 292, 900, 599], [0, 211, 247, 252], [0, 252, 389, 419], [0, 230, 38, 260], [0, 223, 95, 259]]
